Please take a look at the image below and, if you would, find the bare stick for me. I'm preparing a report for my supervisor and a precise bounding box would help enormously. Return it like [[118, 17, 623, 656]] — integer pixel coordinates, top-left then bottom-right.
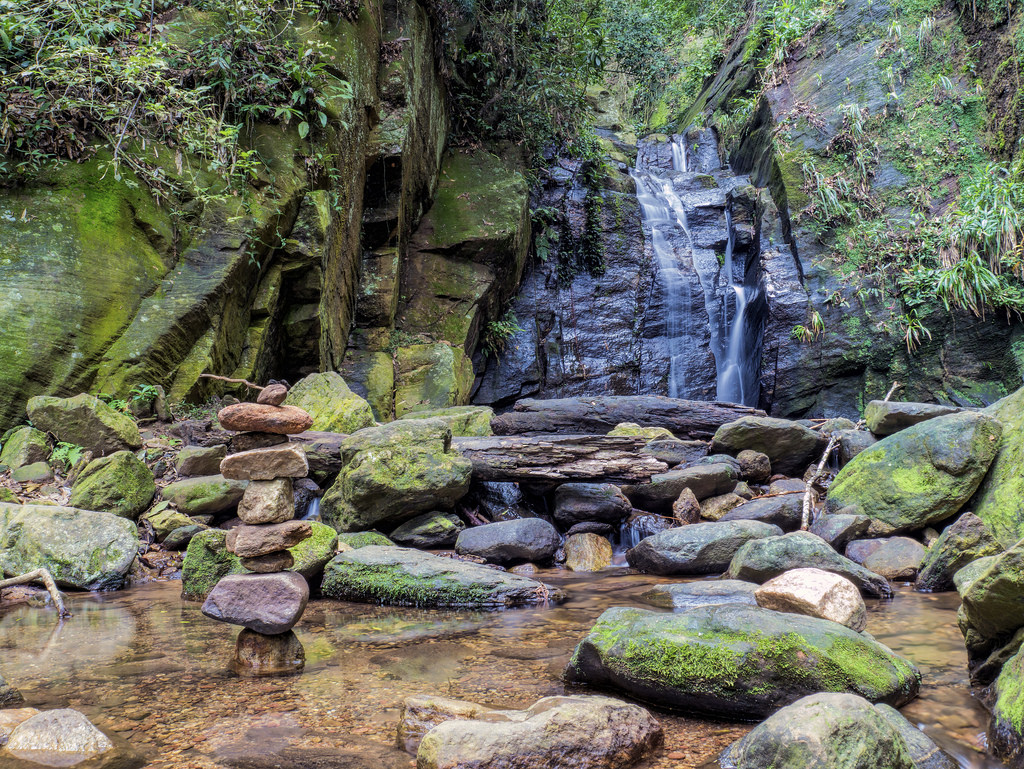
[[199, 374, 264, 392], [883, 381, 902, 402], [0, 569, 71, 618], [801, 433, 841, 531]]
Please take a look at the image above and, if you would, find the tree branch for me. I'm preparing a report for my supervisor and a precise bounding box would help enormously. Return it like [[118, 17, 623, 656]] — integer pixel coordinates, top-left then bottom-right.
[[0, 569, 70, 618], [199, 374, 264, 391]]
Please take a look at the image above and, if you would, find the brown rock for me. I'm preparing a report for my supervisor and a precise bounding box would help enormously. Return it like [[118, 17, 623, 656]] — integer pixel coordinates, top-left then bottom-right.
[[240, 551, 295, 573], [237, 478, 294, 524], [0, 708, 39, 747], [231, 628, 305, 676], [227, 520, 312, 558], [202, 571, 309, 633], [672, 488, 701, 523], [218, 403, 313, 435], [564, 533, 613, 572], [231, 431, 288, 452], [220, 443, 309, 481], [737, 449, 772, 482], [256, 384, 289, 406]]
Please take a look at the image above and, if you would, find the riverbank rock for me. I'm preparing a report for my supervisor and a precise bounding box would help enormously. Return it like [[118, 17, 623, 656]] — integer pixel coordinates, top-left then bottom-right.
[[0, 503, 138, 590], [282, 371, 376, 433], [174, 445, 227, 477], [390, 512, 465, 548], [564, 533, 613, 571], [26, 393, 142, 455], [640, 438, 708, 467], [864, 400, 960, 436], [220, 443, 309, 481], [673, 488, 702, 523], [231, 629, 305, 677], [399, 406, 494, 437], [988, 645, 1024, 764], [699, 492, 744, 521], [971, 387, 1024, 545], [626, 463, 738, 512], [202, 571, 309, 634], [825, 411, 1002, 534], [710, 417, 820, 476], [0, 427, 48, 470], [320, 419, 472, 532], [69, 450, 156, 519], [754, 568, 867, 631], [809, 513, 871, 550], [719, 494, 804, 530], [0, 673, 23, 708], [237, 479, 294, 524], [565, 605, 920, 718], [725, 532, 892, 598], [455, 518, 560, 565], [640, 580, 759, 610], [11, 462, 52, 484], [415, 695, 663, 769], [736, 449, 771, 482], [161, 475, 247, 516], [553, 483, 632, 527], [608, 423, 675, 441], [838, 429, 877, 466], [322, 546, 563, 608], [719, 693, 954, 769], [626, 521, 782, 575], [4, 708, 113, 765], [217, 403, 313, 434], [861, 538, 926, 581], [916, 513, 1002, 592], [959, 540, 1024, 639]]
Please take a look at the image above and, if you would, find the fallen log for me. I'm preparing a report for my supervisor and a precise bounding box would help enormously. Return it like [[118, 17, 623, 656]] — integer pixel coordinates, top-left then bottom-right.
[[491, 396, 764, 439]]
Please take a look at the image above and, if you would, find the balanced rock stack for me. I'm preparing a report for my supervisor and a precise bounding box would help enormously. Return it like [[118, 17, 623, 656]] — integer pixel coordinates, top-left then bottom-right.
[[201, 385, 315, 676]]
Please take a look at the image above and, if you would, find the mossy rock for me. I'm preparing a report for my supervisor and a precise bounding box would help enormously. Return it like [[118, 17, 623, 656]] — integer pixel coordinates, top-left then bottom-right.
[[0, 427, 49, 469], [393, 344, 475, 418], [960, 540, 1024, 640], [607, 422, 675, 441], [291, 521, 339, 580], [971, 387, 1024, 546], [143, 507, 199, 541], [399, 406, 493, 437], [26, 393, 142, 456], [337, 531, 394, 549], [69, 450, 156, 519], [990, 645, 1024, 764], [566, 604, 921, 719], [916, 513, 1003, 592], [180, 529, 246, 601], [283, 371, 376, 433], [160, 475, 247, 516]]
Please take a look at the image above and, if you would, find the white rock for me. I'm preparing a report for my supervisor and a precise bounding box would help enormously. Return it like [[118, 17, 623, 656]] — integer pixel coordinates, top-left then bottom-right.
[[0, 708, 39, 747], [5, 708, 113, 764], [755, 567, 867, 631]]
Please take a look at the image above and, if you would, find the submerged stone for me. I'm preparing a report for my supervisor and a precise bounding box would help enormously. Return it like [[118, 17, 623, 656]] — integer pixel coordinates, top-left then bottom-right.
[[5, 708, 114, 765], [639, 580, 759, 610], [231, 628, 305, 677]]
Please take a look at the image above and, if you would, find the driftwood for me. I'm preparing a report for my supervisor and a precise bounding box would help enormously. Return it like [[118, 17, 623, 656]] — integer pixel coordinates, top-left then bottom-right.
[[0, 568, 70, 618], [199, 374, 264, 392], [491, 396, 764, 439]]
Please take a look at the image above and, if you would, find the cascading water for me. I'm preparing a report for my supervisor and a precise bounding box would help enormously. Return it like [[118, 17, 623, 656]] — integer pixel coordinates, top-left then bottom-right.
[[716, 208, 760, 405]]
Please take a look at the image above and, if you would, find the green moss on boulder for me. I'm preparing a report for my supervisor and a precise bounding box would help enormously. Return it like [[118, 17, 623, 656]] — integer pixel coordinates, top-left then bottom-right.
[[161, 475, 247, 516], [26, 393, 142, 456], [394, 344, 475, 418], [283, 371, 376, 433], [180, 529, 245, 600], [971, 387, 1024, 546], [69, 450, 156, 519], [0, 427, 49, 469], [398, 406, 493, 437]]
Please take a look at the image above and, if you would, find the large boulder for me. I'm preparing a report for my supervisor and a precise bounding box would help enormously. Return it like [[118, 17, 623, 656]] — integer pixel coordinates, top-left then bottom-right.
[[725, 532, 892, 598], [390, 512, 465, 549], [989, 645, 1024, 764], [565, 605, 920, 718], [25, 393, 142, 455], [719, 494, 804, 531], [399, 406, 494, 437], [4, 708, 113, 765], [860, 538, 926, 581], [626, 521, 782, 575], [971, 387, 1024, 545], [69, 450, 156, 519], [0, 427, 48, 469], [321, 546, 563, 608], [160, 475, 247, 516], [825, 411, 1002, 535], [915, 513, 1002, 592], [283, 371, 376, 433], [553, 483, 632, 527], [959, 540, 1024, 639], [754, 567, 867, 631], [864, 400, 960, 436], [626, 463, 738, 512], [639, 580, 759, 610], [455, 519, 560, 565], [415, 695, 663, 769], [320, 419, 472, 532], [719, 693, 954, 769], [0, 503, 139, 590], [710, 417, 820, 476]]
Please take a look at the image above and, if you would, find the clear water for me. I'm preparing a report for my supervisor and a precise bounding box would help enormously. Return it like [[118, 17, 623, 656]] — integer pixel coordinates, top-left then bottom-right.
[[0, 573, 1001, 768]]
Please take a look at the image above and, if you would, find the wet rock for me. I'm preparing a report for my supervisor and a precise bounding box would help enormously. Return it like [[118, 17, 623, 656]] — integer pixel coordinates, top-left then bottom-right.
[[11, 462, 52, 484], [626, 520, 782, 575], [639, 579, 759, 610], [710, 416, 820, 476], [564, 533, 613, 571], [416, 695, 663, 769], [240, 551, 295, 573], [399, 406, 494, 437], [336, 531, 393, 549], [220, 443, 309, 481], [163, 524, 207, 550], [397, 695, 493, 755], [160, 475, 247, 516], [699, 492, 745, 521], [0, 427, 48, 470], [972, 387, 1024, 545], [876, 704, 960, 769], [237, 478, 295, 524], [174, 445, 227, 477], [69, 450, 156, 519], [960, 541, 1024, 639], [566, 605, 920, 718], [0, 707, 37, 745], [620, 512, 676, 549], [455, 519, 560, 565], [5, 708, 114, 764], [768, 478, 805, 494], [861, 537, 926, 581], [256, 383, 289, 406], [916, 514, 1003, 592], [755, 567, 867, 631], [230, 431, 288, 453], [26, 393, 142, 455], [988, 646, 1024, 764], [809, 513, 871, 550], [640, 438, 708, 467], [726, 532, 892, 598], [0, 503, 138, 590], [567, 522, 615, 536], [227, 520, 312, 558], [825, 411, 1002, 535], [837, 429, 877, 466], [673, 488, 701, 523], [389, 512, 465, 549], [953, 555, 997, 594], [231, 628, 305, 677], [322, 546, 563, 608], [320, 419, 472, 532], [608, 422, 675, 441], [201, 571, 309, 633], [719, 494, 804, 530], [864, 400, 960, 436], [553, 483, 632, 527], [0, 673, 24, 708], [283, 371, 376, 433], [736, 449, 771, 482], [217, 403, 313, 434], [626, 463, 738, 512]]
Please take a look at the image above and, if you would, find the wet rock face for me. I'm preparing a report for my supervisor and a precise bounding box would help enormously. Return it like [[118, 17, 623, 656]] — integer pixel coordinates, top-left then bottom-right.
[[455, 519, 561, 565]]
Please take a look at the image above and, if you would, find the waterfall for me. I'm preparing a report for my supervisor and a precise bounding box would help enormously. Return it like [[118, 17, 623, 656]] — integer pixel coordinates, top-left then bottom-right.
[[716, 208, 762, 406]]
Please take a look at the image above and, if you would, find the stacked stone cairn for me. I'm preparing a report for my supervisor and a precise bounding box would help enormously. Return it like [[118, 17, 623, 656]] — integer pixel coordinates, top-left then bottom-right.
[[200, 383, 315, 676]]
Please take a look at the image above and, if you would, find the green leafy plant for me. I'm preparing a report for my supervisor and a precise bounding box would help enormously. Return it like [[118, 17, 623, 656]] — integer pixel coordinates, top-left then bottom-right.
[[483, 310, 525, 357], [128, 383, 158, 406], [50, 441, 84, 472]]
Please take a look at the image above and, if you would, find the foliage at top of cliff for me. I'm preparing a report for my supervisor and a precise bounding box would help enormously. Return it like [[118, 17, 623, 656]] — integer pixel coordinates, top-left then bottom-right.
[[0, 0, 354, 194]]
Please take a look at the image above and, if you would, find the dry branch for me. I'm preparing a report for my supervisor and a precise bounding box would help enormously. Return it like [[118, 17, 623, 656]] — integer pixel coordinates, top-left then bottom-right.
[[0, 568, 70, 618]]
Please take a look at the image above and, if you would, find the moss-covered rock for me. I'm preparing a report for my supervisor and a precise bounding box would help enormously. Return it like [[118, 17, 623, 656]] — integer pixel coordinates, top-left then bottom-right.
[[69, 450, 156, 519], [608, 422, 675, 441], [320, 418, 472, 532], [0, 427, 49, 469], [290, 521, 338, 580], [143, 507, 198, 541], [971, 387, 1024, 545], [160, 475, 247, 516], [989, 645, 1024, 765], [825, 411, 1002, 535], [283, 371, 376, 433], [0, 502, 139, 590], [180, 529, 246, 600], [26, 393, 142, 456], [389, 512, 464, 548], [398, 406, 493, 437], [959, 540, 1024, 639], [393, 343, 475, 417], [916, 513, 1003, 592], [337, 531, 395, 549], [566, 605, 920, 719]]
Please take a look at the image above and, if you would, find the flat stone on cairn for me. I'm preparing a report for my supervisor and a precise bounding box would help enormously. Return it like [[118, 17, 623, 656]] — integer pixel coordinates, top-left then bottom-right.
[[227, 520, 312, 557], [220, 443, 309, 480], [240, 551, 295, 573], [201, 571, 310, 634], [218, 402, 313, 434], [238, 478, 294, 523]]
